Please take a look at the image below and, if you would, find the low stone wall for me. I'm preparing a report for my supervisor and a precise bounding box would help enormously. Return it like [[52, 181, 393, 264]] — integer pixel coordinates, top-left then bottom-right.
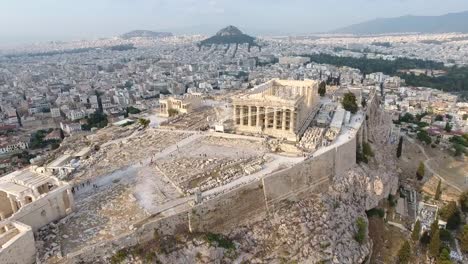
[[189, 181, 267, 233]]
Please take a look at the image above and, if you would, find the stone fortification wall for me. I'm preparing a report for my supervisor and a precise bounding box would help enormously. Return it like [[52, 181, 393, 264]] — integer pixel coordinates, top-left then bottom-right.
[[189, 181, 267, 233]]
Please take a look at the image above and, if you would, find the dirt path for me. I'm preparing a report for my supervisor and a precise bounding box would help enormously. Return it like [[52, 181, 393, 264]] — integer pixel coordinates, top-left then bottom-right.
[[404, 135, 464, 193]]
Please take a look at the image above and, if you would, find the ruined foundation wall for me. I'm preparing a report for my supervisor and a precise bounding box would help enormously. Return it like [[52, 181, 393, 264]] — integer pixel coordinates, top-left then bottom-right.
[[11, 186, 71, 232], [0, 223, 36, 264]]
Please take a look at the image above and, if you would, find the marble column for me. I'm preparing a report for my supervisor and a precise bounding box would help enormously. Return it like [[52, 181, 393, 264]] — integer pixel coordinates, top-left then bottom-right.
[[233, 105, 237, 125], [256, 106, 260, 127], [282, 108, 287, 130], [290, 109, 296, 133], [240, 105, 244, 126], [273, 108, 278, 130], [247, 105, 252, 126]]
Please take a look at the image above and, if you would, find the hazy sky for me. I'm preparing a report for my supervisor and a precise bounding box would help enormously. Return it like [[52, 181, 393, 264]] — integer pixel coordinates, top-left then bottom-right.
[[2, 0, 468, 45]]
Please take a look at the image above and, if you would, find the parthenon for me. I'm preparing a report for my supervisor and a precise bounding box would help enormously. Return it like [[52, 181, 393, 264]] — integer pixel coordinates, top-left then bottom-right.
[[232, 79, 319, 141]]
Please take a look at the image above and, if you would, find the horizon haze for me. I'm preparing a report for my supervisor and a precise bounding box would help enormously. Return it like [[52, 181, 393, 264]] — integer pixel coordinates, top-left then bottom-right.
[[2, 0, 468, 45]]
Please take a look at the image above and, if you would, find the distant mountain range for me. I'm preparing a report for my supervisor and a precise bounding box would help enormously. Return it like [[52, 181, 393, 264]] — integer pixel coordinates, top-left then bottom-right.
[[332, 11, 468, 34], [120, 30, 173, 39], [199, 26, 257, 46]]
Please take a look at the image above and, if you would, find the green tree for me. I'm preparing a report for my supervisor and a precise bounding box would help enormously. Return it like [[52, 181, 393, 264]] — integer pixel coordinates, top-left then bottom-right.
[[417, 162, 425, 181], [439, 201, 461, 230], [435, 180, 442, 200], [362, 142, 374, 158], [417, 130, 432, 145], [318, 81, 326, 97], [439, 229, 453, 243], [429, 226, 440, 258], [397, 136, 403, 158], [168, 108, 179, 117], [459, 191, 468, 213], [126, 106, 141, 115], [445, 122, 452, 132], [138, 118, 150, 129], [342, 92, 358, 114], [435, 115, 444, 121], [397, 240, 411, 264], [412, 220, 421, 241], [460, 225, 468, 252], [438, 248, 452, 264]]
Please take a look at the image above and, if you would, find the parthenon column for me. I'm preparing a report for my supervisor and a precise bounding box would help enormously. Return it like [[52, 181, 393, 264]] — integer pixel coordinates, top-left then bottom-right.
[[233, 105, 237, 124], [240, 106, 244, 126], [248, 106, 252, 127], [256, 106, 261, 127], [290, 109, 295, 133], [273, 108, 278, 130], [282, 108, 287, 130]]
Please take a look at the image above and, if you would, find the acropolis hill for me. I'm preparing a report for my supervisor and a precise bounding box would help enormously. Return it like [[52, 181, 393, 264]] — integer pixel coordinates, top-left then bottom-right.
[[0, 80, 399, 264]]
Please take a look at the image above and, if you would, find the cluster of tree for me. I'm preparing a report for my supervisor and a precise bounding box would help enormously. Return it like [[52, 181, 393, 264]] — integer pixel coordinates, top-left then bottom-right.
[[109, 44, 136, 51], [449, 135, 468, 157], [29, 129, 61, 150], [82, 112, 108, 131], [371, 42, 392, 48], [402, 66, 468, 97], [303, 53, 444, 75], [302, 53, 468, 97], [412, 218, 456, 263], [342, 92, 358, 114], [126, 106, 141, 115]]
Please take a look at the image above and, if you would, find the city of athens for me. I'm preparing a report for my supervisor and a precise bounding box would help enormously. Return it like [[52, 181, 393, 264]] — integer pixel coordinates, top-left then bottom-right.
[[0, 1, 468, 263]]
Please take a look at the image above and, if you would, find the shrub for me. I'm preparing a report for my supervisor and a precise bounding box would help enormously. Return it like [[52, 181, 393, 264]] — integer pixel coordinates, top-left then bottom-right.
[[204, 233, 235, 250], [362, 142, 374, 157], [366, 208, 384, 218], [354, 217, 367, 244], [168, 108, 179, 117], [110, 249, 128, 264]]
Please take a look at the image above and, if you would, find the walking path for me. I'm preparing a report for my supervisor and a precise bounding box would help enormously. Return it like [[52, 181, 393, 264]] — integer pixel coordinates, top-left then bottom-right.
[[404, 136, 463, 193]]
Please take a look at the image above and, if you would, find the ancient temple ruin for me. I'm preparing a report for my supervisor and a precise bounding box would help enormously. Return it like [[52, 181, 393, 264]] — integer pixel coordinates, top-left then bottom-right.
[[232, 79, 319, 141]]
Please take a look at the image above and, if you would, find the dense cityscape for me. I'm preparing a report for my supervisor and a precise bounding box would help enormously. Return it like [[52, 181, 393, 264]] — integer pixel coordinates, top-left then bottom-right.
[[0, 3, 468, 264]]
